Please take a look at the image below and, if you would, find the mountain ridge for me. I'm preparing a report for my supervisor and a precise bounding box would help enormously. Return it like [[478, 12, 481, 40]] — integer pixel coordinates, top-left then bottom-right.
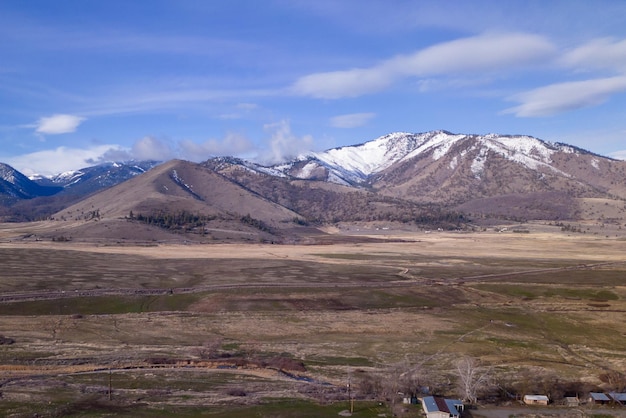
[[1, 131, 625, 239]]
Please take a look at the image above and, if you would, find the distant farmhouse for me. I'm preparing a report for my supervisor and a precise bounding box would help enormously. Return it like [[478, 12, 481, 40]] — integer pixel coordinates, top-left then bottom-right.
[[421, 396, 464, 418], [589, 392, 611, 405], [523, 394, 549, 406]]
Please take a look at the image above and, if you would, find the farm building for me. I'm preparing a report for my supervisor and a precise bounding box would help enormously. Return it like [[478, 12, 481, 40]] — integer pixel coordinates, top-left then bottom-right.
[[609, 392, 626, 405], [523, 395, 549, 405], [589, 392, 611, 405], [565, 396, 579, 407], [420, 396, 464, 418]]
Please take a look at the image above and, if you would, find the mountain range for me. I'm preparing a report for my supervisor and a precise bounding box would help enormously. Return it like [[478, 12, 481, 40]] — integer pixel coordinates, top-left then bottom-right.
[[2, 131, 625, 242]]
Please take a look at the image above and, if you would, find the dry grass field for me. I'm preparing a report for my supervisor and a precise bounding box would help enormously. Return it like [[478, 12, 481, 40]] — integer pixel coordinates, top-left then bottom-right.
[[1, 220, 626, 417]]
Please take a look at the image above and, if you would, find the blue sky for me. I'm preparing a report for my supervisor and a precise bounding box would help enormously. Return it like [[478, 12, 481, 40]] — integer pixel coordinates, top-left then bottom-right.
[[2, 0, 626, 176]]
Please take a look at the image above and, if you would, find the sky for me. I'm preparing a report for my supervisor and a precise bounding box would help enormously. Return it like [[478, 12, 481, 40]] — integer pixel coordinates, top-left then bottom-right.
[[1, 0, 626, 176]]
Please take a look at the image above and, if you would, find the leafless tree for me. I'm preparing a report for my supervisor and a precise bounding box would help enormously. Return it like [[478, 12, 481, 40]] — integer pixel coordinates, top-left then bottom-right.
[[599, 370, 626, 392], [191, 337, 223, 359], [380, 362, 405, 414], [456, 356, 492, 404]]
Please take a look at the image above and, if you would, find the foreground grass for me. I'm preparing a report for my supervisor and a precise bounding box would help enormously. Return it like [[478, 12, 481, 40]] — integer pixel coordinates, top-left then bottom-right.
[[0, 397, 400, 418], [2, 234, 626, 414]]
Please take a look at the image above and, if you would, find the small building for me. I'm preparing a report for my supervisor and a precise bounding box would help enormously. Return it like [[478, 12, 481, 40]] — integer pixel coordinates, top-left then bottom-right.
[[523, 394, 549, 406], [589, 392, 611, 405], [565, 396, 580, 407], [609, 392, 626, 405], [421, 396, 464, 418]]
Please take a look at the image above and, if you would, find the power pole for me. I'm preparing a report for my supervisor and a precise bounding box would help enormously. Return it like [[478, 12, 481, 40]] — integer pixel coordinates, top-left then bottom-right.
[[347, 372, 354, 414]]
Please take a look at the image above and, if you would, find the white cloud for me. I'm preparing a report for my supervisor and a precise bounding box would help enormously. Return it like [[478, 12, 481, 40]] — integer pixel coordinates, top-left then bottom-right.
[[35, 114, 85, 134], [6, 144, 125, 177], [179, 133, 255, 161], [610, 150, 626, 160], [417, 77, 493, 93], [330, 112, 375, 128], [258, 120, 313, 164], [504, 76, 626, 117], [560, 37, 626, 73], [291, 67, 394, 99], [131, 136, 176, 161], [386, 33, 554, 76], [291, 33, 555, 99], [237, 102, 258, 110]]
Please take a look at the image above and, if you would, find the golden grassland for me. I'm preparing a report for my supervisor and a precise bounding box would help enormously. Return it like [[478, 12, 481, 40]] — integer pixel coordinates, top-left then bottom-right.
[[1, 221, 626, 416]]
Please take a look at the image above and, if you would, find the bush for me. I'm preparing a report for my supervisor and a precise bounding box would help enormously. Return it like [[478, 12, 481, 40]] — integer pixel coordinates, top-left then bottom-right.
[[0, 335, 14, 345]]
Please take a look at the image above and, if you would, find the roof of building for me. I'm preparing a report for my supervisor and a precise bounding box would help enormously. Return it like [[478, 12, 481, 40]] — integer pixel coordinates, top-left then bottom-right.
[[590, 392, 611, 401], [609, 392, 626, 402], [422, 396, 463, 416], [524, 395, 549, 401]]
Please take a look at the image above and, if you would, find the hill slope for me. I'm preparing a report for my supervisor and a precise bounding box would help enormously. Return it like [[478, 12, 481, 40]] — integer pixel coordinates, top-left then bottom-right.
[[52, 160, 308, 243]]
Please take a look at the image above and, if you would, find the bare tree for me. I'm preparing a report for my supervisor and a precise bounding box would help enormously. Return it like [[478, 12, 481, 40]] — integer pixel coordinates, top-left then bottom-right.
[[600, 370, 626, 392], [380, 362, 404, 412], [456, 356, 492, 404]]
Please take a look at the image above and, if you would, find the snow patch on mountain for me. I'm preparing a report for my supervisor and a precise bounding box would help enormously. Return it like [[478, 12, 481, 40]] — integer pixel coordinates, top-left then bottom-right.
[[591, 158, 600, 170], [471, 148, 487, 178], [315, 132, 413, 176], [449, 156, 458, 170]]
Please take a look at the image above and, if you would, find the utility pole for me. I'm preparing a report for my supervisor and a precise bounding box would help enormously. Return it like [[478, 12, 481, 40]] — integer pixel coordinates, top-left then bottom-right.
[[347, 371, 354, 414]]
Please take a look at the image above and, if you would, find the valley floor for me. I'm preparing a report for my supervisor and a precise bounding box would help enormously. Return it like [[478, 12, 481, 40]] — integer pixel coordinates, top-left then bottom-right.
[[1, 221, 626, 416]]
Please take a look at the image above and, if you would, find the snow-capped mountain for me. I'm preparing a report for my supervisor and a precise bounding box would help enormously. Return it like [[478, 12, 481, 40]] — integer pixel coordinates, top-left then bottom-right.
[[266, 131, 599, 187], [0, 161, 161, 220], [34, 161, 161, 195], [2, 131, 625, 224], [205, 130, 626, 221], [0, 163, 61, 203]]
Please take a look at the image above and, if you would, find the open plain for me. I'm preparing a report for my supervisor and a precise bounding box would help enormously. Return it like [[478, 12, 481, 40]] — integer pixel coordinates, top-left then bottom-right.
[[1, 220, 626, 417]]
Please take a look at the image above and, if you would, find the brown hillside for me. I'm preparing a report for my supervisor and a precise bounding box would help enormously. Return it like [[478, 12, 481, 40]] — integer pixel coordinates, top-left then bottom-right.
[[54, 160, 300, 224], [48, 160, 314, 243]]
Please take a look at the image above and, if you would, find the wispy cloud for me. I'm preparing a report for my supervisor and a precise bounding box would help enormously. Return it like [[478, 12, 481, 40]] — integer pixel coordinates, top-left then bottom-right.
[[6, 144, 123, 176], [330, 112, 375, 128], [179, 133, 255, 161], [78, 88, 273, 119], [35, 114, 85, 134], [291, 33, 555, 99], [258, 120, 313, 164], [130, 136, 176, 161], [504, 76, 626, 117], [610, 150, 626, 160], [560, 37, 626, 73]]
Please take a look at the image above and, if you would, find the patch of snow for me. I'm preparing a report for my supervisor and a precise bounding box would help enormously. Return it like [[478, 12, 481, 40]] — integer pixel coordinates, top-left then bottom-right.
[[591, 158, 600, 170], [171, 170, 194, 190], [471, 148, 487, 178], [312, 131, 417, 178], [326, 171, 351, 186], [429, 133, 466, 160], [299, 161, 320, 178], [449, 156, 458, 170], [401, 132, 465, 162]]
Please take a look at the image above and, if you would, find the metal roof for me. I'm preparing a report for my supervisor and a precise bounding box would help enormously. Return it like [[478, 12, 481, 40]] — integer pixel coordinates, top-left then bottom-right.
[[590, 392, 611, 401], [421, 396, 463, 416], [609, 392, 626, 402]]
